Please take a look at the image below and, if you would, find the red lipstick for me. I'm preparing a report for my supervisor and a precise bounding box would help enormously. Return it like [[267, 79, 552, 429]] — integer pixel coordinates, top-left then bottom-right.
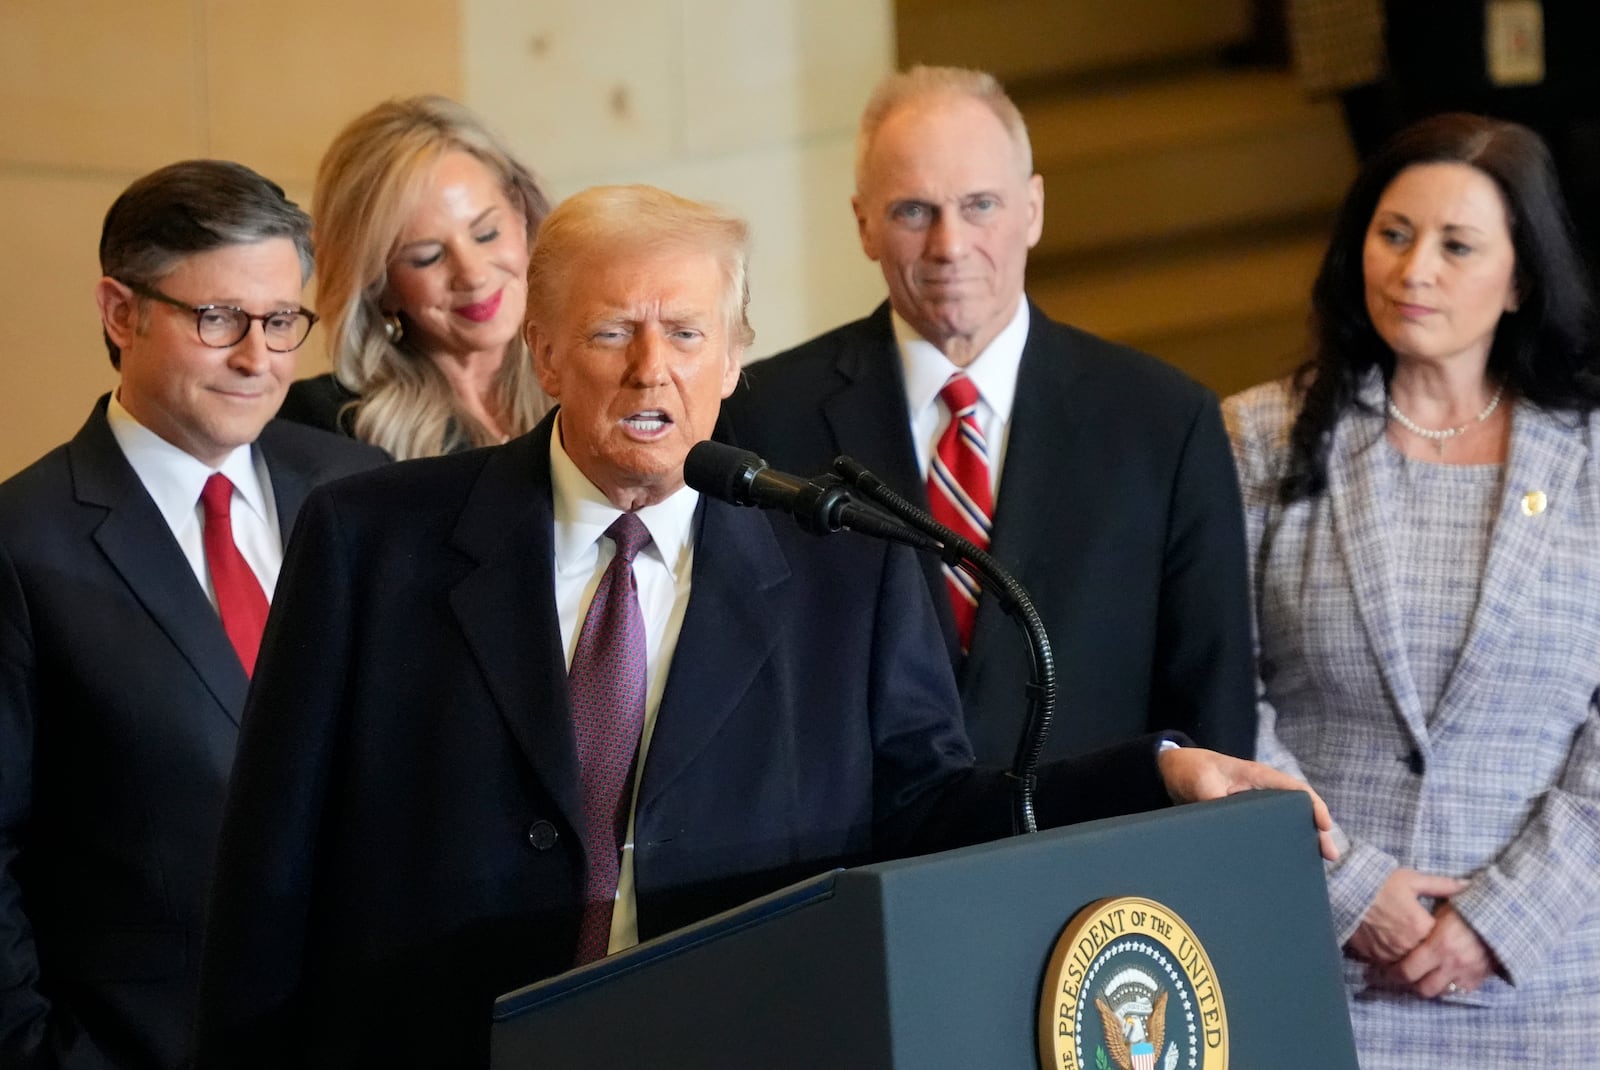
[[455, 289, 504, 323]]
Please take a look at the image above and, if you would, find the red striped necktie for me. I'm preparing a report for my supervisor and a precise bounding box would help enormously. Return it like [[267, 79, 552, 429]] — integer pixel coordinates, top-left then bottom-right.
[[199, 473, 270, 676], [926, 372, 993, 652]]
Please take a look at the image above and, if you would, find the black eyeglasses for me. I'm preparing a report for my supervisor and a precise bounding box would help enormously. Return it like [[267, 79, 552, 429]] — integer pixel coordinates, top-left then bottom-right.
[[121, 280, 319, 352]]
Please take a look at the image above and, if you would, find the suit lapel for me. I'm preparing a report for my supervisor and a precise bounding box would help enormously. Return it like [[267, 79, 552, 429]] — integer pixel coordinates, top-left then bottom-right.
[[968, 308, 1089, 663], [1430, 402, 1585, 730], [70, 400, 250, 721], [819, 305, 926, 499], [1326, 393, 1427, 744], [635, 499, 791, 809], [257, 421, 318, 537], [817, 304, 958, 655], [447, 423, 585, 837]]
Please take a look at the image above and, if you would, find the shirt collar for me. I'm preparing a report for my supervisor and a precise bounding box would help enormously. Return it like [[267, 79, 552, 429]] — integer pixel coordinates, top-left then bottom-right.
[[548, 414, 699, 579], [893, 298, 1029, 422], [106, 391, 268, 529]]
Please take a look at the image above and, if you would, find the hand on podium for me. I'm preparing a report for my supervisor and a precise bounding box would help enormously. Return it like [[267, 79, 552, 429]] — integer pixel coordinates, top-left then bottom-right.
[[1156, 746, 1339, 862]]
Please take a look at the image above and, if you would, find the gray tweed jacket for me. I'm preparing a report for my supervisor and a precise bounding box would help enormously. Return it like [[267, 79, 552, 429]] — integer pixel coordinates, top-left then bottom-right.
[[1225, 377, 1600, 1016]]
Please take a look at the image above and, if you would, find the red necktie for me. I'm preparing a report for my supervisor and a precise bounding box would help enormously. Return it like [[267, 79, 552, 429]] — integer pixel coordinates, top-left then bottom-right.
[[566, 512, 652, 965], [199, 474, 270, 676], [926, 373, 993, 652]]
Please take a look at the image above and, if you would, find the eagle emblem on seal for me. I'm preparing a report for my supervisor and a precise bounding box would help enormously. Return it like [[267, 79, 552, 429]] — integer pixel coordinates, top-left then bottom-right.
[[1094, 967, 1179, 1070]]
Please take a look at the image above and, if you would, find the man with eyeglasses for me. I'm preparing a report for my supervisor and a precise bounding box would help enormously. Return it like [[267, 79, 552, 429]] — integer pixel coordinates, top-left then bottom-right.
[[0, 159, 385, 1069]]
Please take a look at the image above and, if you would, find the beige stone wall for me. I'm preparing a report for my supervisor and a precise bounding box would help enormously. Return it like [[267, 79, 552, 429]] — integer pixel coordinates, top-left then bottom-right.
[[0, 0, 460, 478], [463, 0, 894, 365], [0, 0, 893, 478]]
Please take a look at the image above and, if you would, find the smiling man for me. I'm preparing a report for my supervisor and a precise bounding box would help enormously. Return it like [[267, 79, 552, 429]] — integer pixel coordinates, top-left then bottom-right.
[[192, 185, 1334, 1068], [724, 66, 1258, 767], [0, 161, 385, 1069]]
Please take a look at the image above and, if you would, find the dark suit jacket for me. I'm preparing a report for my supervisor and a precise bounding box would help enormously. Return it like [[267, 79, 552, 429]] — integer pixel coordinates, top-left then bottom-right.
[[276, 373, 359, 439], [191, 413, 1174, 1068], [721, 302, 1256, 764], [0, 397, 385, 1069], [277, 373, 489, 458]]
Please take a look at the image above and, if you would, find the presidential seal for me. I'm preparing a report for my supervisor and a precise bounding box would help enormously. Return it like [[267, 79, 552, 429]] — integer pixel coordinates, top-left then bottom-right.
[[1038, 897, 1228, 1070]]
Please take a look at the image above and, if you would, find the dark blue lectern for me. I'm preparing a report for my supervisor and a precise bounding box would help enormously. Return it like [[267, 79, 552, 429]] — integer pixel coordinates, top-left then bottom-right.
[[492, 790, 1358, 1068]]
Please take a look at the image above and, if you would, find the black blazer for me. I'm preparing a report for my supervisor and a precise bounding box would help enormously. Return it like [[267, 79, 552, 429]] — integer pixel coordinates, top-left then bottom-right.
[[276, 373, 359, 438], [192, 413, 1173, 1067], [0, 397, 385, 1069], [722, 302, 1256, 764]]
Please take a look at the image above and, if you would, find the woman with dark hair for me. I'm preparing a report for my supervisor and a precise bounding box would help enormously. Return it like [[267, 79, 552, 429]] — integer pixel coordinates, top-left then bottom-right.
[[1225, 112, 1600, 1063]]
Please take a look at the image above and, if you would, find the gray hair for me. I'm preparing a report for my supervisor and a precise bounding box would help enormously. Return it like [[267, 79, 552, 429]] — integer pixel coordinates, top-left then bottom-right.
[[855, 65, 1034, 189]]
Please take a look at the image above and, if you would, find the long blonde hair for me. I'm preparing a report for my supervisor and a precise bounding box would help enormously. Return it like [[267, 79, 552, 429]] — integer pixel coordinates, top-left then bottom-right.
[[314, 96, 552, 459]]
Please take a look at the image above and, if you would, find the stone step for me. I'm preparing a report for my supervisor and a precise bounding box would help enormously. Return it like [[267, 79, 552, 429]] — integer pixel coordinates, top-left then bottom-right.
[[1142, 312, 1310, 399], [897, 0, 1253, 84], [1030, 229, 1330, 395], [1027, 70, 1357, 258]]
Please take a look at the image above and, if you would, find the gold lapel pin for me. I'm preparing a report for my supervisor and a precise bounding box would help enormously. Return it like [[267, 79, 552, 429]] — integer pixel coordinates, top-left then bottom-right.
[[1522, 490, 1548, 516]]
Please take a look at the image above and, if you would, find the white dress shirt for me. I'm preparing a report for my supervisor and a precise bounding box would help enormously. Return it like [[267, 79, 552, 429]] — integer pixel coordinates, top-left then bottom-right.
[[895, 298, 1030, 499], [105, 392, 283, 604], [547, 418, 698, 954]]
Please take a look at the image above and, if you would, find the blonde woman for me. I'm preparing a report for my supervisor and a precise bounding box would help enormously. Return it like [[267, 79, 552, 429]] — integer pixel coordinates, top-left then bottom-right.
[[280, 96, 552, 458]]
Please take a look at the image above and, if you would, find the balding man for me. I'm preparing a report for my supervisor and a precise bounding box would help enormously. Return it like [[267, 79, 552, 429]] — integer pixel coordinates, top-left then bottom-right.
[[724, 66, 1256, 766]]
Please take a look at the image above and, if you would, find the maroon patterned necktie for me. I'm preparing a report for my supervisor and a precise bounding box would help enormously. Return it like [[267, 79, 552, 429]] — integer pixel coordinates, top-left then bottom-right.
[[926, 372, 993, 652], [199, 473, 270, 676], [567, 511, 652, 965]]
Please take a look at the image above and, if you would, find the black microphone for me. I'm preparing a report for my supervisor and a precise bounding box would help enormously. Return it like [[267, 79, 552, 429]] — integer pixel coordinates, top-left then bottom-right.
[[684, 442, 940, 549], [685, 441, 808, 511]]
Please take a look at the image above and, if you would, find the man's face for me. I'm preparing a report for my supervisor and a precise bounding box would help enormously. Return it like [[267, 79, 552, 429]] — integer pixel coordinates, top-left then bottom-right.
[[853, 93, 1044, 365], [532, 246, 743, 510], [99, 239, 303, 466]]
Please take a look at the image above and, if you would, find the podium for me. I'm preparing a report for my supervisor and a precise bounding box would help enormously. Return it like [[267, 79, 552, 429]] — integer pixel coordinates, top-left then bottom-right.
[[492, 790, 1358, 1068]]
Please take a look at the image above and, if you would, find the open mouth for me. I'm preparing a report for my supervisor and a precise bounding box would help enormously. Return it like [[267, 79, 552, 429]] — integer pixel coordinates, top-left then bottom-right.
[[622, 410, 672, 436]]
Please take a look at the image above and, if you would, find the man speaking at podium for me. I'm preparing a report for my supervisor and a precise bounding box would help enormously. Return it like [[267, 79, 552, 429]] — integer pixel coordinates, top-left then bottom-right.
[[193, 185, 1332, 1067]]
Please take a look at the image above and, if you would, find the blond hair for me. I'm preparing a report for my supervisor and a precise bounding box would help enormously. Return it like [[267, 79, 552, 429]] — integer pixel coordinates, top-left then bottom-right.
[[855, 65, 1034, 189], [525, 184, 755, 350], [314, 95, 552, 459]]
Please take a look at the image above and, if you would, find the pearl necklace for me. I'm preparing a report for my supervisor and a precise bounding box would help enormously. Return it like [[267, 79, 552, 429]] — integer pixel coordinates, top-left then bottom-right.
[[1387, 384, 1505, 451]]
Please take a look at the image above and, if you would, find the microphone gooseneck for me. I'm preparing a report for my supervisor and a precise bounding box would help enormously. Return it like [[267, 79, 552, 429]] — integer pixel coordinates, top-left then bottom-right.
[[833, 455, 1057, 837], [685, 442, 1053, 835]]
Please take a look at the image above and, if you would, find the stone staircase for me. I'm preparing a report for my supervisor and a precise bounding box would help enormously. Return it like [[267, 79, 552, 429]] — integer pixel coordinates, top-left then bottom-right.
[[897, 0, 1358, 397]]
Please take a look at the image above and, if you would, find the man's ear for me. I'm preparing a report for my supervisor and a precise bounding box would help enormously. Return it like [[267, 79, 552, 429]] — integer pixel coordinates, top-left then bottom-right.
[[95, 276, 139, 349], [852, 194, 879, 262], [720, 346, 745, 399], [529, 326, 561, 398], [1025, 173, 1045, 249]]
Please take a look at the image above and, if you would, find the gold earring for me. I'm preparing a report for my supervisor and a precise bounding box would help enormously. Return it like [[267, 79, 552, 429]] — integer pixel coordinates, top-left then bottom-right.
[[383, 313, 404, 343]]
